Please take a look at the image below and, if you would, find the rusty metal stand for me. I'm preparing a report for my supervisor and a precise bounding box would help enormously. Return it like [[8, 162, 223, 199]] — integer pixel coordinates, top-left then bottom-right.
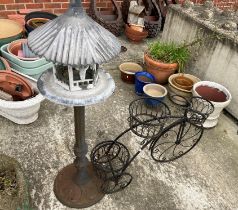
[[54, 106, 104, 208], [37, 68, 115, 208]]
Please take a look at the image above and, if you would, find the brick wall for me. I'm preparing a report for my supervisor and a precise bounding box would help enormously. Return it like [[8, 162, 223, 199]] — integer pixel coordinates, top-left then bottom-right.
[[0, 0, 237, 18]]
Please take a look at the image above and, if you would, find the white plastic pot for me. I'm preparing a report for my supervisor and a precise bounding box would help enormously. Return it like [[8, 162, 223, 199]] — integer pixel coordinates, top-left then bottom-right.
[[0, 88, 44, 124], [192, 81, 232, 128]]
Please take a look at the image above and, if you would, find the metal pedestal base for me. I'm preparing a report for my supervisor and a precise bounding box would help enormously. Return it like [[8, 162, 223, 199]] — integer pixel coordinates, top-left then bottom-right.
[[54, 163, 104, 208]]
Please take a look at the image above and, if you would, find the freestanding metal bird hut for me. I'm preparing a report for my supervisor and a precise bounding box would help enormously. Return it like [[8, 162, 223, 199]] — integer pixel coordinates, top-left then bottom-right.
[[27, 0, 121, 208]]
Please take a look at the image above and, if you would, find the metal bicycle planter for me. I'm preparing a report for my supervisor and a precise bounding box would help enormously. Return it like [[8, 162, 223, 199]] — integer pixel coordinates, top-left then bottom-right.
[[91, 96, 214, 194]]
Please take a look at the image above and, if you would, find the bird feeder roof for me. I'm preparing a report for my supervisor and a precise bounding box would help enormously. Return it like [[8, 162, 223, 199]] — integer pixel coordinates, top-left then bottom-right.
[[27, 5, 121, 66]]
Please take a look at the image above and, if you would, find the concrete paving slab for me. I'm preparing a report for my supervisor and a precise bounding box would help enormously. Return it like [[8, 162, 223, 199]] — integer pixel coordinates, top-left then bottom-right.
[[0, 37, 238, 210]]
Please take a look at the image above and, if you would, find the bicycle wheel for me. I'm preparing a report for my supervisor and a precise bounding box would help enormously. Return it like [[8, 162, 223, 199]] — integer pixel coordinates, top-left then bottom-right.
[[101, 173, 133, 194], [150, 120, 203, 162]]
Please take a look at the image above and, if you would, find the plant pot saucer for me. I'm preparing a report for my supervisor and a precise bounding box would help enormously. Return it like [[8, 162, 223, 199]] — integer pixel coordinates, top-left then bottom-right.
[[171, 74, 194, 91]]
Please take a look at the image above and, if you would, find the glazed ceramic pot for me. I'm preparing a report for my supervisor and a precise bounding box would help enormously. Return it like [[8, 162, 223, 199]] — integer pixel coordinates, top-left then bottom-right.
[[143, 83, 167, 105], [27, 18, 49, 29], [7, 39, 38, 61], [125, 24, 148, 42], [135, 71, 155, 95], [171, 74, 194, 91], [144, 53, 178, 84], [0, 19, 23, 48], [119, 62, 143, 84], [168, 73, 200, 106], [192, 81, 232, 128], [25, 11, 57, 33]]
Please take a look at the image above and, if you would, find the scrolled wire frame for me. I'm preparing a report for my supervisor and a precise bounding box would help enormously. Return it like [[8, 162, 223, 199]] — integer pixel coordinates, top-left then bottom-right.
[[91, 96, 214, 193], [128, 98, 171, 138]]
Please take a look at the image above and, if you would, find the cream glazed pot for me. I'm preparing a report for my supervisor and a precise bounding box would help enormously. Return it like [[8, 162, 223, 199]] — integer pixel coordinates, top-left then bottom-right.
[[192, 81, 232, 128]]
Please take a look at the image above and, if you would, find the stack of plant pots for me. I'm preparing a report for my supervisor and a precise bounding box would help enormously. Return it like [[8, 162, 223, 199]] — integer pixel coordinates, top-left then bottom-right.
[[0, 56, 44, 124], [1, 39, 53, 80], [168, 73, 200, 105]]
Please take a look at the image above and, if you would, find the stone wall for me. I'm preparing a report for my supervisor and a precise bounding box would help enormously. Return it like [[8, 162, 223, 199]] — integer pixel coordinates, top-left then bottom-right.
[[0, 0, 237, 18], [161, 3, 238, 118]]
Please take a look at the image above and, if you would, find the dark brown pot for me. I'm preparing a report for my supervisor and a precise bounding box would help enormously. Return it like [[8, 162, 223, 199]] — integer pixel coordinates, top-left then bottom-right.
[[144, 53, 178, 84], [172, 75, 194, 91], [125, 25, 148, 42], [119, 62, 143, 84]]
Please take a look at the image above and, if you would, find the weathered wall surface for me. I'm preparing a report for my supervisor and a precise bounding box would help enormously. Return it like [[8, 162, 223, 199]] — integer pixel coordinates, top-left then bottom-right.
[[0, 0, 237, 18], [162, 5, 238, 118]]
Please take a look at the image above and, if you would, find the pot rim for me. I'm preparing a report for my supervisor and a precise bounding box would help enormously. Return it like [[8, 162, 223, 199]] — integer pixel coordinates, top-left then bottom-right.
[[144, 52, 178, 68], [143, 83, 168, 98], [7, 39, 39, 61], [169, 73, 200, 93], [0, 19, 23, 40], [119, 62, 143, 75], [192, 81, 232, 105], [0, 88, 44, 109]]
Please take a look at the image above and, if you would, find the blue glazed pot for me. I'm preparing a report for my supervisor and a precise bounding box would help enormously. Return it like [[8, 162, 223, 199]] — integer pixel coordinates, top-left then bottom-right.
[[135, 72, 155, 95], [143, 83, 168, 106]]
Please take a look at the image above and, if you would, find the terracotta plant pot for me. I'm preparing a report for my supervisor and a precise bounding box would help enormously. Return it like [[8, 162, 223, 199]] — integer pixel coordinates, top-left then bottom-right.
[[0, 68, 34, 101], [172, 75, 194, 91], [129, 24, 144, 32], [119, 62, 143, 84], [7, 39, 38, 61], [144, 53, 178, 84], [125, 25, 148, 42]]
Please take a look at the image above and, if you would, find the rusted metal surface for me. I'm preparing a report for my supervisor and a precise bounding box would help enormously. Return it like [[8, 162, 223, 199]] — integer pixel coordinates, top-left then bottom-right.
[[28, 0, 121, 66], [54, 164, 104, 208], [54, 106, 105, 208], [88, 0, 123, 36]]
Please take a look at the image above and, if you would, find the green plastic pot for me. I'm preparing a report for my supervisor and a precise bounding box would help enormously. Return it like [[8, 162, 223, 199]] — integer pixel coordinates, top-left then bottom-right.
[[0, 57, 10, 70], [1, 44, 50, 68], [6, 59, 53, 80]]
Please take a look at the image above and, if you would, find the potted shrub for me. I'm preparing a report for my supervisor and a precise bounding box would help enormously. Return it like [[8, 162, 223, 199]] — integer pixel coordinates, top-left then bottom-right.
[[0, 154, 31, 209], [144, 41, 190, 84], [144, 32, 220, 85]]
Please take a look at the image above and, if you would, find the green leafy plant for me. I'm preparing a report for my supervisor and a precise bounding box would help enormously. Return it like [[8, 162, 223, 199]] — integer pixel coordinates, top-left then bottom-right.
[[147, 31, 222, 73], [148, 41, 190, 73]]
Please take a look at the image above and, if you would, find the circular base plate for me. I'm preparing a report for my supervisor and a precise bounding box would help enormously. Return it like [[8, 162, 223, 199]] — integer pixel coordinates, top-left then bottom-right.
[[54, 163, 104, 208]]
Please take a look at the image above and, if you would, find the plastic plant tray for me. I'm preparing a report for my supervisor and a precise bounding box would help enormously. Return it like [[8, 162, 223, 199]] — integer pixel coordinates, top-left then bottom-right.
[[6, 59, 53, 80], [1, 44, 50, 68]]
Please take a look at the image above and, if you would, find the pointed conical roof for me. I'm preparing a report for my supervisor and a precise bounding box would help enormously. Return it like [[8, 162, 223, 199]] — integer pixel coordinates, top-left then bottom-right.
[[27, 5, 121, 66]]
